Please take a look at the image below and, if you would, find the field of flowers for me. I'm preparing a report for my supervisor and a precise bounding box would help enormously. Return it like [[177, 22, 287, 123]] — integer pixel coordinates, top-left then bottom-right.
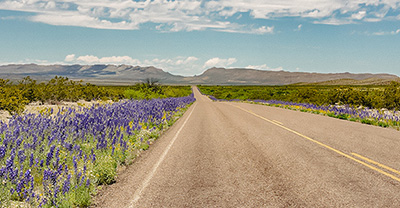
[[0, 94, 195, 207]]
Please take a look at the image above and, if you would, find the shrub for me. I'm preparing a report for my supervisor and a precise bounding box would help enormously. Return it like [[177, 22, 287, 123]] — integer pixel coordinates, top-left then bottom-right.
[[0, 88, 28, 115], [124, 89, 147, 100]]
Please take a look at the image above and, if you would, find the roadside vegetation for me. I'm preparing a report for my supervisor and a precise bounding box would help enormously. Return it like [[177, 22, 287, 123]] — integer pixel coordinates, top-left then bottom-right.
[[0, 76, 192, 115], [198, 82, 400, 130], [0, 76, 195, 207]]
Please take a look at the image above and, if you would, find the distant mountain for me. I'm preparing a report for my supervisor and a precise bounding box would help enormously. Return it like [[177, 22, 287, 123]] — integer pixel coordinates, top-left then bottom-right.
[[185, 67, 399, 85], [0, 64, 398, 85], [0, 64, 183, 85], [296, 78, 400, 86]]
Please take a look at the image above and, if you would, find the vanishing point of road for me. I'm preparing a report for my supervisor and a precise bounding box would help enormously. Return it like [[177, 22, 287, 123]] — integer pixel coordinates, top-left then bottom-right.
[[95, 87, 400, 207]]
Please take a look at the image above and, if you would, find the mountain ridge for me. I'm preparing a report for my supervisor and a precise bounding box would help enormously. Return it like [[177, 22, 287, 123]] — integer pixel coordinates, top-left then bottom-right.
[[0, 64, 398, 85]]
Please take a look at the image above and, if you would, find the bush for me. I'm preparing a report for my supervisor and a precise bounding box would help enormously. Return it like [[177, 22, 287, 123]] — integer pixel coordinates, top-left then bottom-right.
[[124, 89, 147, 100], [123, 83, 192, 100], [0, 88, 28, 115]]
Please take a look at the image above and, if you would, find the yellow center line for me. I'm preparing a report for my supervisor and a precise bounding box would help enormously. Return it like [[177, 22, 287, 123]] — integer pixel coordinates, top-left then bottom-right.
[[272, 120, 283, 125], [351, 153, 400, 176], [228, 103, 400, 183]]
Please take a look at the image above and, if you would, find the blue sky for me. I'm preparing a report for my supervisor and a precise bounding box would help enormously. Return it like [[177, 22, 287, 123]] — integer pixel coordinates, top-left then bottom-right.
[[0, 0, 400, 76]]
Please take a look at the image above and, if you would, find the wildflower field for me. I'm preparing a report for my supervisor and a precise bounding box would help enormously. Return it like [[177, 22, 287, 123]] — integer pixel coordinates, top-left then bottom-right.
[[0, 78, 195, 207], [198, 83, 400, 130]]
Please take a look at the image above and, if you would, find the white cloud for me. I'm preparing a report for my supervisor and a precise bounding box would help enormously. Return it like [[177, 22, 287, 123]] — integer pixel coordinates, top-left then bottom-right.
[[351, 11, 367, 20], [296, 24, 302, 31], [251, 26, 274, 34], [64, 54, 202, 75], [65, 54, 141, 65], [0, 0, 210, 31], [30, 13, 138, 30], [245, 64, 284, 71], [371, 28, 400, 35], [364, 17, 383, 22], [314, 17, 353, 25], [372, 31, 386, 36], [1, 0, 399, 32], [203, 57, 237, 68], [206, 0, 400, 24], [209, 0, 342, 19], [217, 24, 274, 34], [175, 56, 199, 65], [155, 24, 164, 30], [64, 54, 75, 62], [76, 55, 100, 63]]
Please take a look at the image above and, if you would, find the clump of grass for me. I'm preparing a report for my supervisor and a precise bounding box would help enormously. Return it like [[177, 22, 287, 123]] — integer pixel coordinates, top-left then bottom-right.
[[361, 119, 374, 125], [0, 182, 12, 207], [94, 155, 117, 186]]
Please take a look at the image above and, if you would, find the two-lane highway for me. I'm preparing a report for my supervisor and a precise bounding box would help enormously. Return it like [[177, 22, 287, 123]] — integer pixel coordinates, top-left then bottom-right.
[[95, 87, 400, 207]]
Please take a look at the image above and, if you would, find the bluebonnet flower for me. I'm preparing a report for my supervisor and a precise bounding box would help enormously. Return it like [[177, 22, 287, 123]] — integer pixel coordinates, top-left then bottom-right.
[[18, 149, 26, 163], [0, 145, 5, 159], [0, 167, 6, 177], [86, 178, 90, 187], [73, 156, 78, 173], [80, 175, 85, 186], [46, 145, 56, 166], [54, 185, 60, 199], [5, 152, 15, 173]]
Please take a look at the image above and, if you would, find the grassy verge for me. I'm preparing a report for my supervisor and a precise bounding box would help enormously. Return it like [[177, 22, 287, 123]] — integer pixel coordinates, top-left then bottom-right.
[[242, 100, 400, 131]]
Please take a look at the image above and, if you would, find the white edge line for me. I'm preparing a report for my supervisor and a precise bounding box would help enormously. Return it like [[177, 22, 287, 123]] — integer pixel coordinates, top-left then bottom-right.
[[129, 102, 197, 207]]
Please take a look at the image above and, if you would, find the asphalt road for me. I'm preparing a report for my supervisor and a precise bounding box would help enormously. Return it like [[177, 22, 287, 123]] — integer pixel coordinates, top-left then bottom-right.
[[95, 87, 400, 207]]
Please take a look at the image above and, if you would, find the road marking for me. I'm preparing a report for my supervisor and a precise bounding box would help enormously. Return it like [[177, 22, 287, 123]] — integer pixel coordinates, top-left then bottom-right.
[[351, 153, 400, 175], [129, 102, 197, 207], [272, 120, 283, 125], [228, 103, 400, 183]]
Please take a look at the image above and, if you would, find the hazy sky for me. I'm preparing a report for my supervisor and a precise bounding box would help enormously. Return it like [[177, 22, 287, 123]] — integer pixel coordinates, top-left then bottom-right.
[[0, 0, 400, 76]]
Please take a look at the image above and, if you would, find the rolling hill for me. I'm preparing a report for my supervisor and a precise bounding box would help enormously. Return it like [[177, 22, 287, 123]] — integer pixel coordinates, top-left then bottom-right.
[[0, 64, 398, 85]]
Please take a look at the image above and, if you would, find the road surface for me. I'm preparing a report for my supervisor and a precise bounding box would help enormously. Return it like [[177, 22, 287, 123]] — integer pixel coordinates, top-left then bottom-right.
[[94, 87, 400, 207]]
